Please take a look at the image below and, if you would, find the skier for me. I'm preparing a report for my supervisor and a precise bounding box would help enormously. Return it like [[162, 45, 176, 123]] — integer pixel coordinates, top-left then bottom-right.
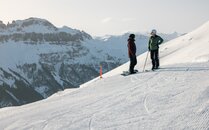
[[127, 34, 137, 74], [148, 29, 164, 70]]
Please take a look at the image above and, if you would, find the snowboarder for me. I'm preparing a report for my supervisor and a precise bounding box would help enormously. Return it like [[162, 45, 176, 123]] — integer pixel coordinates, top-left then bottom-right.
[[148, 29, 164, 70], [128, 34, 137, 74]]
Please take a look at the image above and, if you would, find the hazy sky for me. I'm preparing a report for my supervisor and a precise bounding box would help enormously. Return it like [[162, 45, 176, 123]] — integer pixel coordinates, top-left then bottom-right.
[[0, 0, 209, 36]]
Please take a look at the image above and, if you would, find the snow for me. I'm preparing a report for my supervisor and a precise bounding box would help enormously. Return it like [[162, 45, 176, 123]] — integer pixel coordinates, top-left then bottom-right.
[[53, 73, 64, 87], [195, 54, 209, 63], [19, 24, 56, 33], [0, 63, 209, 130], [0, 21, 209, 129], [58, 26, 80, 35], [160, 21, 209, 65], [34, 86, 50, 99], [0, 70, 16, 88], [0, 41, 70, 70]]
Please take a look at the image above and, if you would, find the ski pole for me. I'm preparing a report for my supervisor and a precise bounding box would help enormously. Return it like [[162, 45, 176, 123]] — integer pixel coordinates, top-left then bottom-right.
[[143, 51, 149, 72]]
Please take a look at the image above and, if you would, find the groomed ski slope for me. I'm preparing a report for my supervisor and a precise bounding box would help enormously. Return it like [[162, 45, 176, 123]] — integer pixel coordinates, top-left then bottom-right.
[[0, 21, 209, 130]]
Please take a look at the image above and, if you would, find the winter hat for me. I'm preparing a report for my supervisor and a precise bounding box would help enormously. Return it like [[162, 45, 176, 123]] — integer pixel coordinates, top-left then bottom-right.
[[151, 29, 157, 35], [129, 34, 135, 39]]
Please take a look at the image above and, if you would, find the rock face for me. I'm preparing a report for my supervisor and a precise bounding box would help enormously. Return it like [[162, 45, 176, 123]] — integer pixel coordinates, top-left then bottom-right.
[[0, 18, 179, 108]]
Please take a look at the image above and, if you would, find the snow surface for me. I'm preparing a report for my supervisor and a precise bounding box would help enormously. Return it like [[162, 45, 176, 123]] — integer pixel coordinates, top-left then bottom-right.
[[58, 26, 80, 35], [0, 41, 70, 70], [0, 21, 209, 130]]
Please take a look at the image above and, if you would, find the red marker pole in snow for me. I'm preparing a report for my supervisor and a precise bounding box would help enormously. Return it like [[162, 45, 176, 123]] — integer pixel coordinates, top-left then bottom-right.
[[100, 65, 103, 79]]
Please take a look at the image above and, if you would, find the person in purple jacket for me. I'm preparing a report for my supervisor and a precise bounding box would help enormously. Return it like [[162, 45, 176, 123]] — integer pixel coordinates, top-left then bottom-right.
[[127, 34, 137, 74]]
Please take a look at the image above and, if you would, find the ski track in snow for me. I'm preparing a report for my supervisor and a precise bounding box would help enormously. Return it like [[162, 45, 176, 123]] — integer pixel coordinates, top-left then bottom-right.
[[143, 94, 150, 115]]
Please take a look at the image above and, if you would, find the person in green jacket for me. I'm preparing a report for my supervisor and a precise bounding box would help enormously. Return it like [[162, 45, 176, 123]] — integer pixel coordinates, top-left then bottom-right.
[[148, 29, 164, 70]]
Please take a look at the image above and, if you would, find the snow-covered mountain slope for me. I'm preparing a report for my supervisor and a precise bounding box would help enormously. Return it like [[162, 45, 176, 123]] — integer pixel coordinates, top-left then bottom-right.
[[0, 18, 179, 108], [1, 63, 209, 130], [103, 21, 209, 77], [160, 21, 209, 65], [0, 18, 100, 108], [0, 21, 208, 129]]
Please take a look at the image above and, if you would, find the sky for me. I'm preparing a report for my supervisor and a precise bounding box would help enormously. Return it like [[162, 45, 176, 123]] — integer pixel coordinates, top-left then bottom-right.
[[0, 0, 209, 36]]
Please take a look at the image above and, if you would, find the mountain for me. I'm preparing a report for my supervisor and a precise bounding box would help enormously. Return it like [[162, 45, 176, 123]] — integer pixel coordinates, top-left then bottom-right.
[[0, 20, 208, 129], [0, 17, 117, 108], [0, 18, 179, 108]]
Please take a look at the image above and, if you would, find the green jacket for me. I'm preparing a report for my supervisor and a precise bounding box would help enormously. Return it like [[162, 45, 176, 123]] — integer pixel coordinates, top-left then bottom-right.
[[148, 35, 164, 51]]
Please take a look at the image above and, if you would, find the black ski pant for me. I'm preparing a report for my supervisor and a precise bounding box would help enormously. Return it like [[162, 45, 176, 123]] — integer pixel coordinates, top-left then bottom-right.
[[129, 55, 137, 73], [150, 49, 159, 69]]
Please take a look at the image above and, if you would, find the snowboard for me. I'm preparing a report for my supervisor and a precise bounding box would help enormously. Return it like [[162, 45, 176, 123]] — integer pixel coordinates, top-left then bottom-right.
[[121, 70, 138, 76]]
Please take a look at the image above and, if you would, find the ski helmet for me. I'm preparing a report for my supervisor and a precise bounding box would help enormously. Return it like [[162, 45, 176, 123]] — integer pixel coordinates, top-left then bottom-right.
[[151, 29, 157, 35], [129, 34, 135, 39]]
